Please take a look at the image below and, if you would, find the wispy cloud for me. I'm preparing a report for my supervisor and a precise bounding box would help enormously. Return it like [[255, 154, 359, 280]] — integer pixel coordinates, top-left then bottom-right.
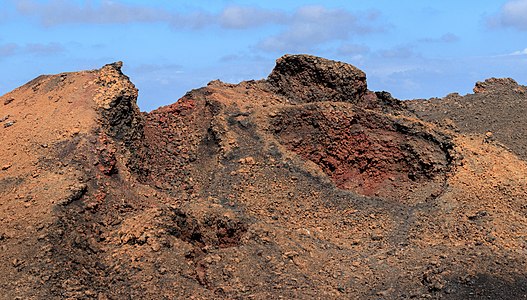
[[15, 0, 385, 41], [510, 48, 527, 55], [26, 42, 65, 55], [15, 0, 286, 30], [15, 0, 228, 29], [0, 43, 18, 56], [418, 33, 459, 43], [0, 42, 65, 56], [379, 46, 417, 59], [219, 53, 266, 63], [219, 6, 286, 29], [337, 43, 370, 56], [131, 63, 183, 74], [14, 1, 385, 54], [489, 48, 527, 57], [256, 6, 384, 52], [487, 0, 527, 30]]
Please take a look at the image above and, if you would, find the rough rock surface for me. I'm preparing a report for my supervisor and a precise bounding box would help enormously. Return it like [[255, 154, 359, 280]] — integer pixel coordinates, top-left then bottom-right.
[[1, 55, 527, 299], [267, 54, 368, 104]]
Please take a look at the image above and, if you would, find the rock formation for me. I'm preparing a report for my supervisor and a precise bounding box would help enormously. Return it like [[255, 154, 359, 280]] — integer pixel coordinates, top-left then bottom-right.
[[1, 55, 527, 299]]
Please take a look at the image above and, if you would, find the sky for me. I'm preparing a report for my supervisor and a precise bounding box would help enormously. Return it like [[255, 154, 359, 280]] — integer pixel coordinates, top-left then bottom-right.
[[1, 0, 527, 111]]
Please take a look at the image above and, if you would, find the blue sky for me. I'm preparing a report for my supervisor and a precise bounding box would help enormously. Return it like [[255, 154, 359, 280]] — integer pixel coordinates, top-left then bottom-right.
[[1, 0, 527, 111]]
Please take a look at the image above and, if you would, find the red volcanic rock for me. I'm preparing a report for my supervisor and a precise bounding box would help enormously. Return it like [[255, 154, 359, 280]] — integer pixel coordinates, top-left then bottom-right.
[[271, 103, 456, 202]]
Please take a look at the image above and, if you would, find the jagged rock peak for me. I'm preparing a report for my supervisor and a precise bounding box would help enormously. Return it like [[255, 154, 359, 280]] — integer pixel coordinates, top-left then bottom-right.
[[100, 61, 124, 74], [95, 61, 137, 109], [267, 54, 367, 104], [94, 61, 143, 143]]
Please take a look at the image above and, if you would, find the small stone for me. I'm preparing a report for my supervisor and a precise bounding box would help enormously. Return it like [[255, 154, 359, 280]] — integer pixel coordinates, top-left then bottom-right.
[[1, 164, 11, 171], [239, 156, 256, 165], [3, 121, 15, 128], [150, 242, 161, 252], [371, 234, 383, 241], [484, 131, 494, 143], [468, 210, 488, 220], [12, 258, 23, 267], [0, 115, 9, 122], [284, 251, 298, 259], [3, 98, 14, 105]]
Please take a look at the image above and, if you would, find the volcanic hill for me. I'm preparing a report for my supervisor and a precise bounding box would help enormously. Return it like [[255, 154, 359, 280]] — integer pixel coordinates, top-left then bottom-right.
[[1, 55, 527, 299]]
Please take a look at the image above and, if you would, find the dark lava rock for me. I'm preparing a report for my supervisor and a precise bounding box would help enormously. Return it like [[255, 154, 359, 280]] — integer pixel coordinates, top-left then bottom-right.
[[267, 54, 367, 104]]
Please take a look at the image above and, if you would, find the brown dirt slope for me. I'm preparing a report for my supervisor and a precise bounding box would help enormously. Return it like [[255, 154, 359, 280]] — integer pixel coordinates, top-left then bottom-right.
[[1, 55, 527, 299]]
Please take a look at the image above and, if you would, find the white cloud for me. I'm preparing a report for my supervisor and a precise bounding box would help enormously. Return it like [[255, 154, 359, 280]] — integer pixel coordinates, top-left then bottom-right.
[[257, 6, 383, 52], [219, 6, 286, 29], [14, 0, 386, 53], [488, 0, 527, 30], [489, 48, 527, 57], [14, 0, 241, 29], [16, 0, 175, 26], [510, 48, 527, 55], [15, 1, 286, 30]]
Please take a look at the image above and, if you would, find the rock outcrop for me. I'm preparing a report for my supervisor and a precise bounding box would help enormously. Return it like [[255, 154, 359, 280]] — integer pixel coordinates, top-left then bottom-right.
[[267, 54, 368, 104], [473, 77, 524, 94]]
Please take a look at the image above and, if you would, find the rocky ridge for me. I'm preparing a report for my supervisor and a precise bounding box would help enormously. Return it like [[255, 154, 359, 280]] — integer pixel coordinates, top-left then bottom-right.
[[0, 55, 527, 299]]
